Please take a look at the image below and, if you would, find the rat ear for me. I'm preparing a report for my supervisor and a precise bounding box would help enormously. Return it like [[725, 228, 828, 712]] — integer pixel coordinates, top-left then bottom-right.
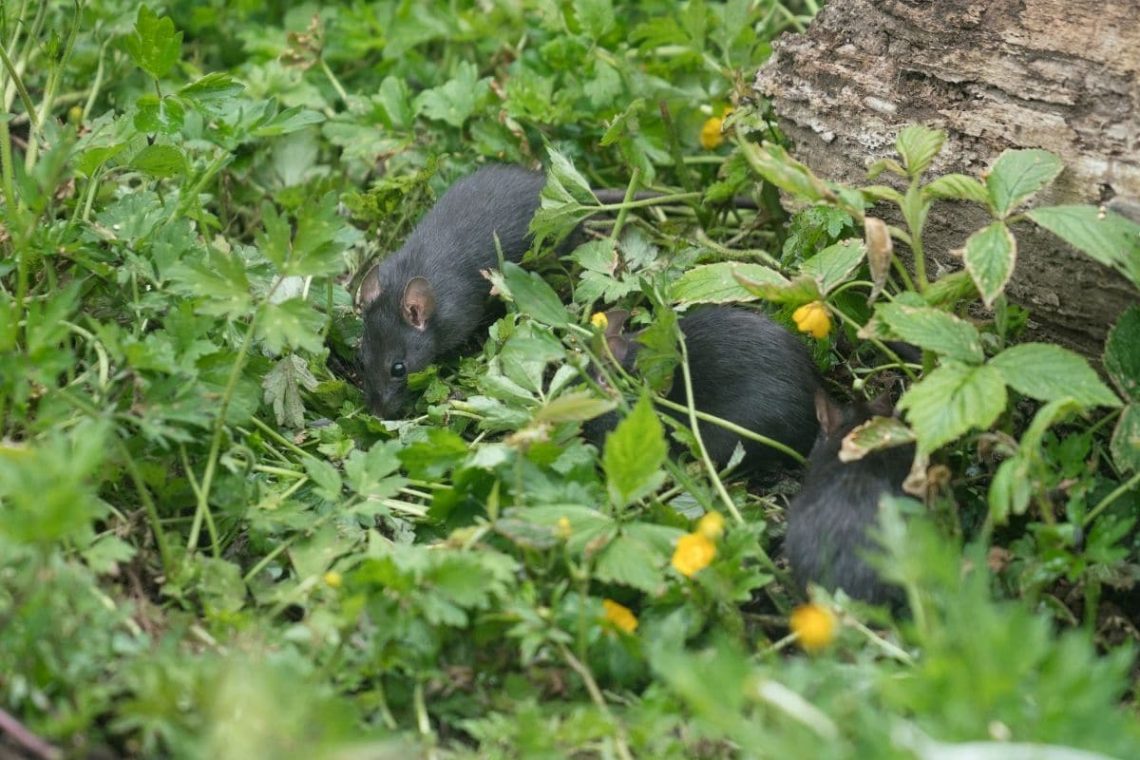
[[401, 277, 436, 331], [357, 265, 381, 309], [603, 309, 631, 362], [867, 393, 895, 418], [814, 389, 845, 436]]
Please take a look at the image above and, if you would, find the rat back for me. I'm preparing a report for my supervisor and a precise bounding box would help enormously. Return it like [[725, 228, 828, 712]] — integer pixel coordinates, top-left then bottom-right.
[[784, 402, 914, 605]]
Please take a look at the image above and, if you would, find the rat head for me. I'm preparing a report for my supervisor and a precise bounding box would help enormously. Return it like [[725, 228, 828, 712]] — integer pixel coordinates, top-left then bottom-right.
[[358, 267, 439, 418]]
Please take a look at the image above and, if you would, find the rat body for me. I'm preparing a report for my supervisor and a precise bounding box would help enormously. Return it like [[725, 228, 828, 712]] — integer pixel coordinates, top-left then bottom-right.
[[784, 394, 915, 605], [358, 165, 551, 417], [586, 306, 821, 474]]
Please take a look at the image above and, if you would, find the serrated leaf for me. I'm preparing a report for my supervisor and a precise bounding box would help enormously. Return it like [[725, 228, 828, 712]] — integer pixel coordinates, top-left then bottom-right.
[[986, 149, 1063, 218], [990, 343, 1121, 408], [898, 362, 1007, 454], [179, 72, 244, 102], [1027, 205, 1140, 285], [124, 6, 182, 80], [534, 392, 616, 423], [263, 354, 318, 428], [251, 105, 326, 137], [302, 454, 342, 501], [546, 146, 595, 204], [257, 298, 325, 354], [574, 0, 616, 40], [129, 144, 186, 178], [595, 534, 664, 592], [1105, 305, 1140, 401], [839, 416, 916, 463], [735, 272, 821, 305], [500, 262, 570, 327], [895, 125, 945, 177], [923, 173, 991, 205], [963, 220, 1016, 307], [603, 393, 667, 508], [344, 440, 405, 498], [873, 302, 984, 364], [672, 262, 786, 305], [739, 141, 834, 205], [633, 308, 679, 393], [1111, 403, 1140, 472], [801, 239, 866, 295], [413, 61, 488, 128]]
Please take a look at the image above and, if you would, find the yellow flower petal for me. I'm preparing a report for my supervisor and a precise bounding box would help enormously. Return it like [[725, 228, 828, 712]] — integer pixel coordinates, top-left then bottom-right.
[[696, 511, 725, 541], [671, 532, 717, 577], [556, 516, 572, 540], [790, 603, 838, 653], [323, 570, 343, 589], [700, 116, 725, 150], [792, 301, 832, 339], [602, 598, 639, 634], [590, 311, 609, 330]]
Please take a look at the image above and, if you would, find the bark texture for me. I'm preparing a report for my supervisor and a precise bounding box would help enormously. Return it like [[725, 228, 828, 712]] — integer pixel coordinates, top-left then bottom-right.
[[754, 0, 1139, 355]]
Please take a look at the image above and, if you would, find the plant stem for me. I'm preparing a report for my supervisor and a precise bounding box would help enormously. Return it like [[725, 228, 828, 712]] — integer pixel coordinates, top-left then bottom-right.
[[556, 642, 634, 760], [653, 396, 807, 464], [1083, 471, 1140, 527]]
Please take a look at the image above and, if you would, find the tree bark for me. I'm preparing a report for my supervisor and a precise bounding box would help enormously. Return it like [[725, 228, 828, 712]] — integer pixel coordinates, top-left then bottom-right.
[[753, 0, 1139, 356]]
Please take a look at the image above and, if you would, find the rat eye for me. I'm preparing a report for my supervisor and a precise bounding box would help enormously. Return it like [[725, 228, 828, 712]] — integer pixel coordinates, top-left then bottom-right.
[[390, 361, 407, 378]]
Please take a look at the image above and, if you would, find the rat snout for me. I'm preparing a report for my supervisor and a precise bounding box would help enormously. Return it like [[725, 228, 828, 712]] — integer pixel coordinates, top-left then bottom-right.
[[372, 385, 410, 420]]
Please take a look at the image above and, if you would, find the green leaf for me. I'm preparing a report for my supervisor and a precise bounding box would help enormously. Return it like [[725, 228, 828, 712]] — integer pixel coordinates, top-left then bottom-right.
[[963, 220, 1017, 307], [1111, 403, 1140, 473], [344, 440, 405, 498], [574, 0, 616, 40], [986, 149, 1063, 218], [179, 72, 244, 102], [1027, 205, 1140, 285], [990, 343, 1121, 408], [898, 362, 1007, 454], [546, 146, 595, 204], [263, 355, 318, 428], [534, 392, 616, 424], [251, 105, 326, 137], [603, 393, 667, 508], [800, 239, 866, 295], [124, 6, 182, 80], [633, 307, 679, 393], [1105, 305, 1140, 401], [988, 456, 1031, 525], [923, 173, 991, 205], [398, 429, 469, 480], [734, 272, 821, 305], [595, 534, 664, 592], [129, 144, 187, 178], [257, 298, 326, 355], [895, 125, 945, 177], [739, 141, 833, 205], [413, 61, 488, 128], [302, 455, 342, 501], [839, 416, 915, 462], [672, 262, 786, 305], [872, 303, 984, 364], [500, 262, 570, 327]]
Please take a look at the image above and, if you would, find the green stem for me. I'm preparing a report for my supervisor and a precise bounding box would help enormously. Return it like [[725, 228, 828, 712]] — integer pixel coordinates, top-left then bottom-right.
[[607, 167, 640, 243], [556, 642, 634, 760], [594, 192, 701, 211], [118, 439, 174, 574], [187, 310, 262, 559], [1083, 471, 1140, 527], [654, 396, 806, 464], [675, 329, 743, 525]]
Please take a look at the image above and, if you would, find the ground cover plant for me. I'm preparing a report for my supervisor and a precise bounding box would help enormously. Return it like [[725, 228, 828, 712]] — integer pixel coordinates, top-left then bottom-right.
[[1, 1, 1139, 758]]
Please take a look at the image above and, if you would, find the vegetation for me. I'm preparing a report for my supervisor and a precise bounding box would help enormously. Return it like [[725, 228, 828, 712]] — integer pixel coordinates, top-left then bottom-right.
[[1, 1, 1137, 758]]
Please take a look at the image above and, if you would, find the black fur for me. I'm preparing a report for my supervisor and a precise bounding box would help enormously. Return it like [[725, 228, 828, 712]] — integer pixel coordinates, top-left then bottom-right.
[[784, 398, 914, 605], [586, 306, 821, 474], [359, 165, 548, 417]]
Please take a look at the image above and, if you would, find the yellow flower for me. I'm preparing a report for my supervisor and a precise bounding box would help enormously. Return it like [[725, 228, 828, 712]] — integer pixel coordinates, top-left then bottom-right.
[[323, 570, 343, 589], [672, 532, 716, 577], [590, 311, 609, 330], [602, 599, 639, 634], [789, 603, 837, 653], [700, 116, 726, 150], [556, 516, 572, 540], [792, 301, 832, 339], [696, 511, 725, 541]]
